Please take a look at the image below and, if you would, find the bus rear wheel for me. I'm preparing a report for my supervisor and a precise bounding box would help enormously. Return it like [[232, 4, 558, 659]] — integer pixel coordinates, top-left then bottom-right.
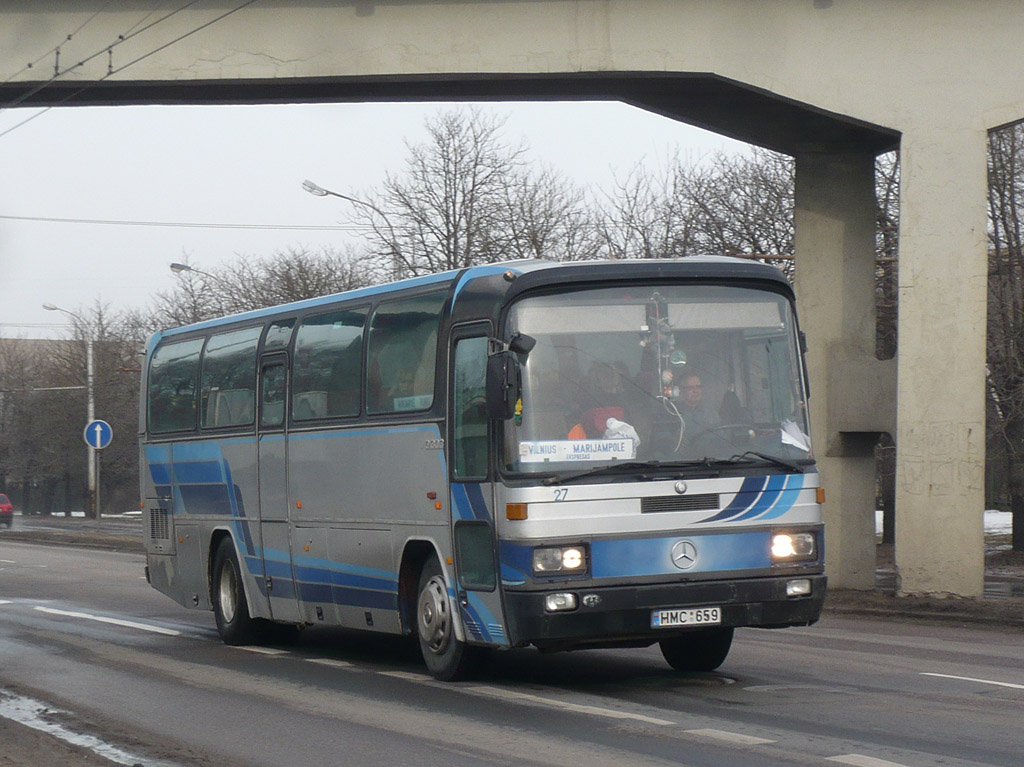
[[659, 627, 734, 672], [212, 537, 263, 645], [416, 556, 479, 681]]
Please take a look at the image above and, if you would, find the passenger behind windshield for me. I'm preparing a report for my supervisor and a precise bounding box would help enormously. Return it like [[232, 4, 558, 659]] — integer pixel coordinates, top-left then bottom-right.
[[567, 362, 641, 450]]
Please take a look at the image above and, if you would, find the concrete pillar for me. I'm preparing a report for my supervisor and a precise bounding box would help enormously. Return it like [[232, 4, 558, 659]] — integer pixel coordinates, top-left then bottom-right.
[[794, 151, 891, 590], [895, 128, 988, 597]]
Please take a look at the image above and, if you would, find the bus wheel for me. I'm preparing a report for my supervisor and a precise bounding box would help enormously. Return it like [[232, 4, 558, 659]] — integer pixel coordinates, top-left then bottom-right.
[[659, 627, 734, 672], [212, 538, 261, 646], [416, 556, 478, 681]]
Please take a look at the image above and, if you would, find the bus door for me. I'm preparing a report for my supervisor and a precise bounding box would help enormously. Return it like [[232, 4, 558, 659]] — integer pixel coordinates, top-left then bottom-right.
[[257, 353, 302, 623], [449, 329, 508, 647]]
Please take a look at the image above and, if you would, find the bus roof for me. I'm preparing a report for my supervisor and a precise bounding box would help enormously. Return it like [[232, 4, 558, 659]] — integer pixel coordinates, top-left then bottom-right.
[[147, 256, 791, 351]]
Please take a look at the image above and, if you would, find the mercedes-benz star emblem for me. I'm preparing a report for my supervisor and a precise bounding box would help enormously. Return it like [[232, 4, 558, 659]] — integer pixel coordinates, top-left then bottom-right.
[[671, 540, 698, 570], [674, 481, 687, 494]]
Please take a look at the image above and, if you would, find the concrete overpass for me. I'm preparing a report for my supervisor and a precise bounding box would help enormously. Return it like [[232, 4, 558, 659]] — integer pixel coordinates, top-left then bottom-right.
[[3, 1, 1017, 596]]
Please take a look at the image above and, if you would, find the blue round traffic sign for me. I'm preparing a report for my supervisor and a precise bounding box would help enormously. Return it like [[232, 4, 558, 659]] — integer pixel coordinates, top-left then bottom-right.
[[83, 419, 113, 449]]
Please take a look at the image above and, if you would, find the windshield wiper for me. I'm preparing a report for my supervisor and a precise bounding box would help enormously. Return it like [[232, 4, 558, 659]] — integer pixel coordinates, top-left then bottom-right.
[[542, 460, 712, 486], [725, 451, 804, 473]]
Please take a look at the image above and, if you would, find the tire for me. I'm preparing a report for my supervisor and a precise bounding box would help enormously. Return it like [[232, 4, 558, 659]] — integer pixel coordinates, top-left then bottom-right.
[[416, 555, 479, 681], [659, 627, 734, 672], [211, 538, 264, 645]]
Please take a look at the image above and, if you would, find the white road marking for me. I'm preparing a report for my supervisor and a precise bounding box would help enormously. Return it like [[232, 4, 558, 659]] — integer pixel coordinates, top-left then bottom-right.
[[0, 691, 176, 767], [307, 658, 355, 669], [685, 728, 775, 745], [233, 646, 290, 655], [0, 600, 11, 605], [377, 672, 675, 725], [33, 606, 181, 636], [0, 559, 16, 563], [378, 670, 432, 681], [920, 672, 1024, 690], [827, 755, 912, 767], [463, 684, 676, 726]]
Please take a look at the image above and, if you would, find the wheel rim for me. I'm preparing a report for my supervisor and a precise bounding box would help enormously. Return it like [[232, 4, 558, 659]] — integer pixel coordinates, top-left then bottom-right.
[[218, 563, 238, 624], [417, 574, 451, 655]]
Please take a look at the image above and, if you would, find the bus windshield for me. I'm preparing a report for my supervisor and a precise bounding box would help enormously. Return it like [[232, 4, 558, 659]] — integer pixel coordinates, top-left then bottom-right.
[[504, 284, 811, 474]]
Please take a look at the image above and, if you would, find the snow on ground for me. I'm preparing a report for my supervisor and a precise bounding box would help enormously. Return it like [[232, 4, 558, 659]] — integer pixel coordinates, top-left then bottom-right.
[[875, 510, 1012, 535]]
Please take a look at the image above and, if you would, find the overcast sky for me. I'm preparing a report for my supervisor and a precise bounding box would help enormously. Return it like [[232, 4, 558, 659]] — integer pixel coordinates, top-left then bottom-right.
[[0, 101, 750, 338]]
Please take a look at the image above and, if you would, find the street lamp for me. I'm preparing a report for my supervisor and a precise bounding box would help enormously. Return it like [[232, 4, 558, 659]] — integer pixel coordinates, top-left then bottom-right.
[[301, 179, 404, 280], [169, 262, 230, 288], [42, 302, 96, 521]]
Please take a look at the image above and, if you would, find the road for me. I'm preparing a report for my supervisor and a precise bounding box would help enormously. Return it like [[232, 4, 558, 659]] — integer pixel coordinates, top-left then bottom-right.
[[0, 539, 1022, 767]]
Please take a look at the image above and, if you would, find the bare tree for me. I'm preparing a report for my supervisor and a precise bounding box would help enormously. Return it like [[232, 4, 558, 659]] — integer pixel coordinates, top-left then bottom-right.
[[150, 246, 378, 329], [987, 123, 1024, 550], [343, 107, 601, 273], [599, 161, 700, 260]]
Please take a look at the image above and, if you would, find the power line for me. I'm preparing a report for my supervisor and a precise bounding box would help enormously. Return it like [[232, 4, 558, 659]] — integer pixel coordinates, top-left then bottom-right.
[[0, 1, 256, 140], [0, 214, 367, 232], [0, 2, 203, 112], [1, 4, 112, 85]]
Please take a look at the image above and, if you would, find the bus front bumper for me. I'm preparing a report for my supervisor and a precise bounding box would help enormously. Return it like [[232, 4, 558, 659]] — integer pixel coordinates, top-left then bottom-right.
[[502, 574, 827, 651]]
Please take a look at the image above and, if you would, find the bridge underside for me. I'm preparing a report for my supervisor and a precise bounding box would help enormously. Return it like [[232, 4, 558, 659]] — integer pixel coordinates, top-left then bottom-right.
[[2, 72, 897, 156]]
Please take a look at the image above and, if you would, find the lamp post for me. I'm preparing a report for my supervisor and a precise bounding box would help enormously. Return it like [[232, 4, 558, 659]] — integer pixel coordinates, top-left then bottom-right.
[[42, 302, 96, 521], [301, 179, 404, 280]]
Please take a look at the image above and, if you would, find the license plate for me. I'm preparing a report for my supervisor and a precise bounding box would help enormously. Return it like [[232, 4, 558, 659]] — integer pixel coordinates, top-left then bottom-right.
[[651, 606, 722, 628]]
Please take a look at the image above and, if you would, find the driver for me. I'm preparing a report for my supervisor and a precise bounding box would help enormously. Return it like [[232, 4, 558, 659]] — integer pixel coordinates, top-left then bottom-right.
[[676, 373, 716, 436]]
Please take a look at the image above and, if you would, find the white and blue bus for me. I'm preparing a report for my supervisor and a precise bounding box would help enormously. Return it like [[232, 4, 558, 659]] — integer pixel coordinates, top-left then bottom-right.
[[140, 257, 825, 680]]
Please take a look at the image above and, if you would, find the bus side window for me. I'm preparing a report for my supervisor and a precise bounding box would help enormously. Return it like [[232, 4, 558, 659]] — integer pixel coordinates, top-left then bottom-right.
[[148, 338, 205, 433], [200, 326, 261, 428], [367, 292, 446, 414], [452, 336, 488, 479], [293, 307, 367, 420]]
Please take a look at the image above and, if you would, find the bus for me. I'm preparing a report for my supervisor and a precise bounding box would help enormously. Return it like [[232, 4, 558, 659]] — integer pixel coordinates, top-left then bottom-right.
[[140, 257, 825, 680]]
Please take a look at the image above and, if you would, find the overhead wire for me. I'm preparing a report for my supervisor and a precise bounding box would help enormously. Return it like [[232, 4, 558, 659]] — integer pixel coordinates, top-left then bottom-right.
[[0, 0, 257, 140], [0, 214, 367, 232], [0, 4, 112, 85], [0, 1, 203, 112]]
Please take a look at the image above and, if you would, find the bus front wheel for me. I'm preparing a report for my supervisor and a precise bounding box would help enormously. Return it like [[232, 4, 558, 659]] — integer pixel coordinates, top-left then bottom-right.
[[416, 556, 479, 681], [659, 627, 734, 672], [212, 538, 262, 645]]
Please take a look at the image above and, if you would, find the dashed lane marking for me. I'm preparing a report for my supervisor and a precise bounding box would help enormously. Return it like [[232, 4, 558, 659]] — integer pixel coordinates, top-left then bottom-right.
[[233, 646, 290, 655], [827, 755, 912, 767], [685, 728, 775, 745], [33, 606, 181, 636], [306, 658, 355, 669], [920, 672, 1024, 690], [462, 684, 677, 726]]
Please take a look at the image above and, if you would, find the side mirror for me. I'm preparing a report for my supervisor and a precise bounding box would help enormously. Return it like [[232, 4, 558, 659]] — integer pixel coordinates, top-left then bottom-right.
[[486, 352, 518, 420]]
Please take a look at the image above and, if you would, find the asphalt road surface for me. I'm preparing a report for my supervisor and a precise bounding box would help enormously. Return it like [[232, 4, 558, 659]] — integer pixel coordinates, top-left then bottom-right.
[[1, 539, 1022, 767]]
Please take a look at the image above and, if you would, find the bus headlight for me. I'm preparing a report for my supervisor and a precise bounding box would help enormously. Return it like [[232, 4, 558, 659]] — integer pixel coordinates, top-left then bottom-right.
[[533, 546, 588, 575], [771, 532, 816, 563]]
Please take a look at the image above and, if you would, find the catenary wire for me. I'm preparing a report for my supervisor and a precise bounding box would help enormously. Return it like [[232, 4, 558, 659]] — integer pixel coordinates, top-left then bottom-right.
[[0, 4, 112, 85], [0, 214, 367, 232], [0, 1, 258, 141], [0, 1, 203, 113]]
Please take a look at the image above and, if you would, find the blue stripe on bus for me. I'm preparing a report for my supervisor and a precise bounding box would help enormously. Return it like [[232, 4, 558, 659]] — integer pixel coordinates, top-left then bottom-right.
[[149, 463, 172, 485], [590, 532, 771, 578], [451, 483, 491, 522], [730, 473, 789, 522], [171, 460, 225, 484], [697, 475, 769, 523], [756, 473, 805, 521]]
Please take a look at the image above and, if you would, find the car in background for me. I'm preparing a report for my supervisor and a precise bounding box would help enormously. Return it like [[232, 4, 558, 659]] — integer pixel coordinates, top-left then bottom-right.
[[0, 494, 12, 527]]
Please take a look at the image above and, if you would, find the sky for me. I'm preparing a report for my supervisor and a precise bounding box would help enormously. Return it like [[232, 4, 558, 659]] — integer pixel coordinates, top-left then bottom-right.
[[0, 100, 751, 339]]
